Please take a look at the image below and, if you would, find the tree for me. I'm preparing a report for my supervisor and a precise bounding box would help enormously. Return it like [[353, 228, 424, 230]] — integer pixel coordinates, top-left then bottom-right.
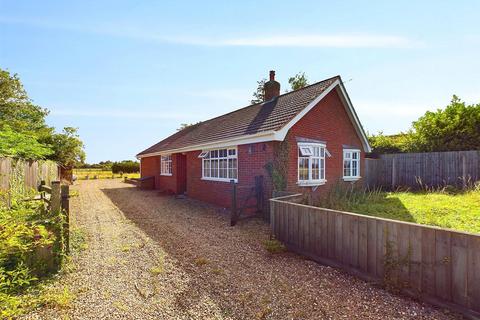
[[250, 72, 309, 103], [0, 69, 50, 134], [368, 95, 480, 154], [0, 125, 53, 159], [111, 160, 140, 173], [250, 78, 267, 104], [410, 95, 480, 152], [0, 68, 86, 163], [42, 127, 86, 167], [288, 72, 309, 91], [177, 122, 201, 131], [367, 132, 413, 154]]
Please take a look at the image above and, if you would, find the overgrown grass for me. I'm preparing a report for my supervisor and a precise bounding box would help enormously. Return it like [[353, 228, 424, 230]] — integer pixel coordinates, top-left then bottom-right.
[[73, 169, 139, 180], [316, 183, 480, 234]]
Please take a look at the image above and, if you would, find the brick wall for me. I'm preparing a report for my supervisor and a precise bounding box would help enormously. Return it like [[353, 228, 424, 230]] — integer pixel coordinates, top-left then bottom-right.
[[186, 142, 274, 209], [140, 155, 178, 193], [284, 88, 365, 197], [140, 156, 159, 188]]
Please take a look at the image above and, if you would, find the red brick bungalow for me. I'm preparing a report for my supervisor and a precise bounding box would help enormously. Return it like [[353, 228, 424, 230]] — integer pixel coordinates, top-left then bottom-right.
[[137, 71, 371, 210]]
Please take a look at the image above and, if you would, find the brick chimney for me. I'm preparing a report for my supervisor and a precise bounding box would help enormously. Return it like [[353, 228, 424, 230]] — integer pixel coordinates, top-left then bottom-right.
[[263, 70, 280, 101]]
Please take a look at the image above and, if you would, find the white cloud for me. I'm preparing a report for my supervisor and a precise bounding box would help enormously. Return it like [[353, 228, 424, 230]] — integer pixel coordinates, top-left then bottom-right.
[[220, 35, 418, 48], [0, 17, 419, 48]]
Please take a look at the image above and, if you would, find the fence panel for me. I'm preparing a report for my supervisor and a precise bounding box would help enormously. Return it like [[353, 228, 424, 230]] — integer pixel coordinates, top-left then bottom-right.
[[0, 157, 59, 199], [270, 198, 480, 319], [366, 150, 480, 189]]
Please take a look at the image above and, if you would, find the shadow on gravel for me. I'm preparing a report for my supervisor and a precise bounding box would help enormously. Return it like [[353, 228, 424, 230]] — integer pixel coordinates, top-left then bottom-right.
[[100, 185, 275, 319]]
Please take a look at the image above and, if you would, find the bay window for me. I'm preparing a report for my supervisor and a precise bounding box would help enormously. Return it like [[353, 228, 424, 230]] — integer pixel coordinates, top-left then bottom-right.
[[199, 147, 238, 182], [343, 149, 360, 180], [298, 143, 326, 185], [160, 154, 172, 175]]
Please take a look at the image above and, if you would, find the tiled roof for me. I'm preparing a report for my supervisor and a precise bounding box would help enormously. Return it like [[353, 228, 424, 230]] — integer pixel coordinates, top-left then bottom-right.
[[137, 76, 340, 156]]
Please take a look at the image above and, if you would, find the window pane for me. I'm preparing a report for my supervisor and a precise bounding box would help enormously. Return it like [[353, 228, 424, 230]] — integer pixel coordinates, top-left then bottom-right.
[[320, 148, 325, 157], [228, 149, 236, 156], [352, 152, 358, 159], [299, 158, 309, 180], [352, 160, 358, 176], [344, 160, 351, 177], [312, 158, 319, 180], [299, 146, 313, 156], [219, 159, 227, 178], [211, 159, 218, 177], [313, 146, 319, 157], [320, 158, 325, 179], [203, 160, 210, 177], [228, 158, 237, 179]]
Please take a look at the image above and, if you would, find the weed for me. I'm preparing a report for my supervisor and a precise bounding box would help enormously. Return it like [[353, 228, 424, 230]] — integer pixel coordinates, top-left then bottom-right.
[[263, 239, 286, 254], [149, 254, 165, 275], [256, 306, 272, 319], [68, 190, 79, 198], [40, 286, 75, 309], [194, 257, 210, 266], [113, 300, 128, 312], [121, 245, 131, 253], [149, 266, 163, 275], [70, 228, 87, 252], [211, 267, 224, 275]]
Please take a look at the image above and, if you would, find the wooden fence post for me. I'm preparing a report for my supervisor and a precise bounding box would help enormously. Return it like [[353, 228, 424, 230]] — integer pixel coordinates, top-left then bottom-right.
[[391, 157, 396, 189], [255, 175, 264, 215], [50, 181, 61, 214], [61, 184, 70, 254], [231, 180, 237, 226]]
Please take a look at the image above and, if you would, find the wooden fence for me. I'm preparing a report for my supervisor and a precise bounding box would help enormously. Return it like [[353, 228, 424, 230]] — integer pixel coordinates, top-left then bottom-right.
[[365, 150, 480, 189], [270, 196, 480, 319], [0, 158, 59, 206], [37, 180, 71, 268]]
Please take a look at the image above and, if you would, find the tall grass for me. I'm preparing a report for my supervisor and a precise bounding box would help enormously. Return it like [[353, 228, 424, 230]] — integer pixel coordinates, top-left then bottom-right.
[[314, 182, 385, 211]]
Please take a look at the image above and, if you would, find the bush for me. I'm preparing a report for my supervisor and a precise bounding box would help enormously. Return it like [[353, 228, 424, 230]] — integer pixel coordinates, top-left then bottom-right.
[[111, 160, 139, 174], [0, 202, 56, 294]]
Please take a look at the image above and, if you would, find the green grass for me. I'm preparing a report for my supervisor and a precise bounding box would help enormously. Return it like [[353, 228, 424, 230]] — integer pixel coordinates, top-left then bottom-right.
[[325, 190, 480, 234], [73, 169, 139, 180]]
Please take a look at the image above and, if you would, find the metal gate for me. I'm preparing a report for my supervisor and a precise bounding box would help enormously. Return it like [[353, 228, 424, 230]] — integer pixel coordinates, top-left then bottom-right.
[[230, 175, 264, 226]]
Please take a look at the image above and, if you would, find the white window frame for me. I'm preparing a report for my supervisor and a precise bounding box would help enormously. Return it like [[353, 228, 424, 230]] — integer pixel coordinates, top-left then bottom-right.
[[200, 147, 238, 182], [160, 154, 172, 176], [297, 142, 326, 186], [343, 149, 361, 181]]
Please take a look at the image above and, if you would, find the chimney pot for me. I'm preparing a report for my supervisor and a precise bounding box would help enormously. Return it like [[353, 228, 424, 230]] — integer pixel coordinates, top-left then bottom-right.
[[264, 70, 280, 101]]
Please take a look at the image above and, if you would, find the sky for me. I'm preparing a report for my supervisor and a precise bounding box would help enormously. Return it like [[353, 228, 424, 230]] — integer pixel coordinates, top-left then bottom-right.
[[1, 1, 479, 163]]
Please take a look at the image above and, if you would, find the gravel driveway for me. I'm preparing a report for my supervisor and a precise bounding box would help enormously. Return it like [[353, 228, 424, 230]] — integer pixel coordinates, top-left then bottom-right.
[[25, 179, 459, 320]]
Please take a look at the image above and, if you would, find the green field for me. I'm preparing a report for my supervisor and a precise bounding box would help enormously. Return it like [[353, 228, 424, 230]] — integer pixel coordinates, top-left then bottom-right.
[[328, 190, 480, 234], [73, 168, 140, 180]]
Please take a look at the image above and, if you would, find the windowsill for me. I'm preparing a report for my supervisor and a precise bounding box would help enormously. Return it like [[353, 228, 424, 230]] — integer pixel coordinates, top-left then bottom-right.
[[297, 180, 327, 187], [201, 177, 238, 183], [343, 176, 361, 182], [160, 173, 173, 176]]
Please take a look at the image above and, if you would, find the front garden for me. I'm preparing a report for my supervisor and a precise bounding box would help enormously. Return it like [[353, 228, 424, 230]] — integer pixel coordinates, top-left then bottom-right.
[[317, 184, 480, 234]]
